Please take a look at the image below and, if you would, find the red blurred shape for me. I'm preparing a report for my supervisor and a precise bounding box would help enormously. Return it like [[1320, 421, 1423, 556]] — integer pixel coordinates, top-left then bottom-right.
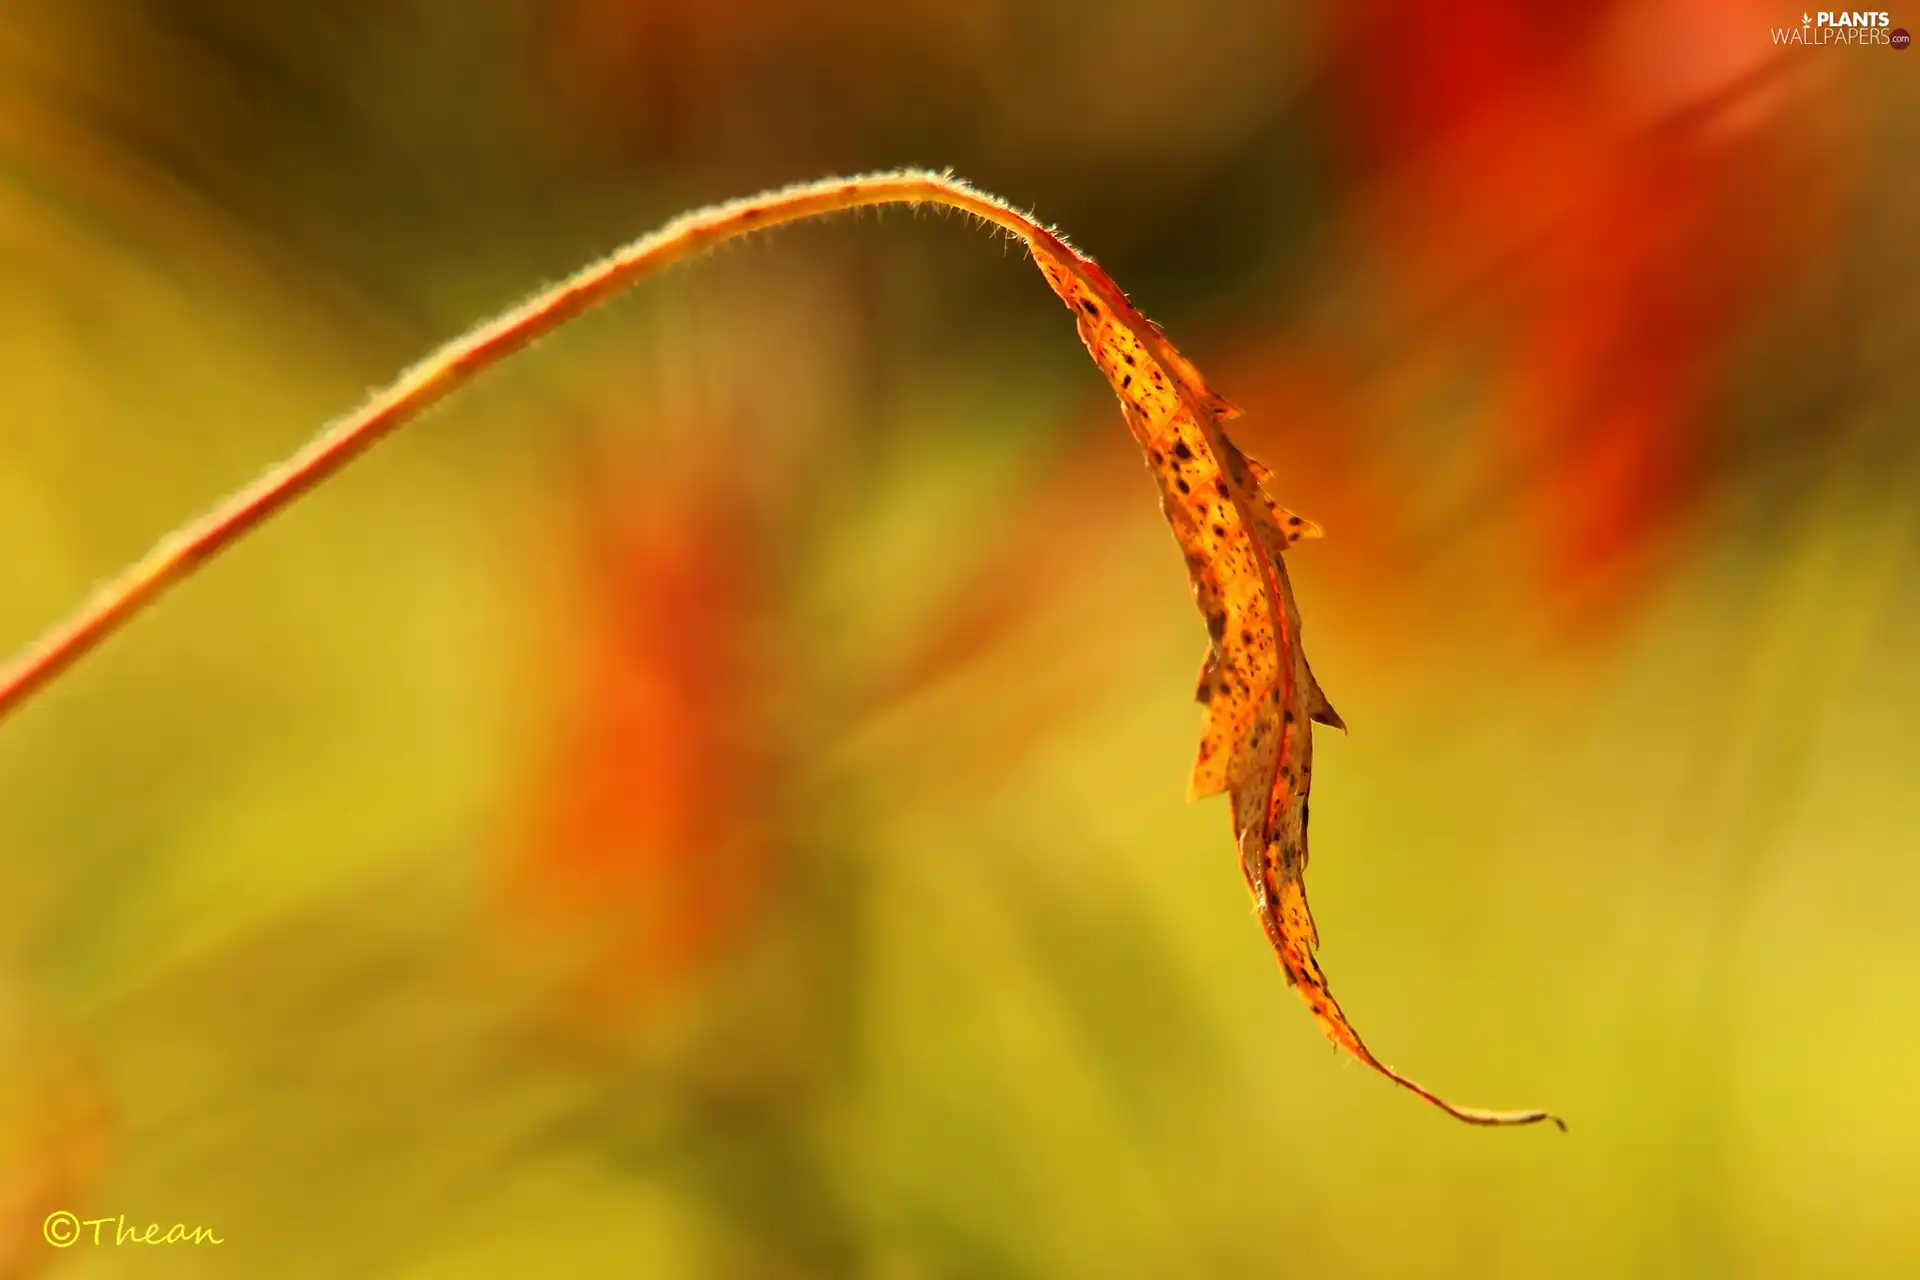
[[505, 444, 778, 1021], [1328, 0, 1843, 631]]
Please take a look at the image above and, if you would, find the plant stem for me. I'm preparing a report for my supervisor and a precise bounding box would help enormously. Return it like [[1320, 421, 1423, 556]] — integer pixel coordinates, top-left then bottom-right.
[[0, 169, 1096, 723]]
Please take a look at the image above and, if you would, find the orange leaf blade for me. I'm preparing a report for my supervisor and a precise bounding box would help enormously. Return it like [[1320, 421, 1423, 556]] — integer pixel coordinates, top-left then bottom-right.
[[1025, 239, 1559, 1132]]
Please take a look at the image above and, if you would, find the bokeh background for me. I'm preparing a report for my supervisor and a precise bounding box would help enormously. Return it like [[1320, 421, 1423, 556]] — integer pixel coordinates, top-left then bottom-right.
[[2, 2, 1916, 1276]]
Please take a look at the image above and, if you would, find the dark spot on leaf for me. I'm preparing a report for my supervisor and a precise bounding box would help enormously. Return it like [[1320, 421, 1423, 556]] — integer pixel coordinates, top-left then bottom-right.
[[1173, 441, 1192, 460]]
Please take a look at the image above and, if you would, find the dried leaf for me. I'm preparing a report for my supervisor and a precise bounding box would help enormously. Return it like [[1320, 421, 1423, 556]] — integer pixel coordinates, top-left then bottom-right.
[[1027, 243, 1560, 1130], [0, 166, 1556, 1127]]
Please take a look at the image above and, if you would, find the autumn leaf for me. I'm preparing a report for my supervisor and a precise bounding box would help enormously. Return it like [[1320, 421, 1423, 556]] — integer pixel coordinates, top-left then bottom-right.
[[1023, 241, 1561, 1130], [0, 169, 1557, 1128]]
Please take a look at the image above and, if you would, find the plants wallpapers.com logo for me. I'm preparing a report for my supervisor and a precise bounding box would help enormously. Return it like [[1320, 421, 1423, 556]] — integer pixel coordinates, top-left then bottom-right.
[[1773, 10, 1910, 44]]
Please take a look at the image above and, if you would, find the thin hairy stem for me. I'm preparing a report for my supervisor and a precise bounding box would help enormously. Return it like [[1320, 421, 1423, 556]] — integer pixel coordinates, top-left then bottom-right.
[[0, 169, 1141, 722]]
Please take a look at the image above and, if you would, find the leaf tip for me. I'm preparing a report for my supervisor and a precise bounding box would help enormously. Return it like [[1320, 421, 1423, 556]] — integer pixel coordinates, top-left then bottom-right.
[[1470, 1106, 1567, 1132]]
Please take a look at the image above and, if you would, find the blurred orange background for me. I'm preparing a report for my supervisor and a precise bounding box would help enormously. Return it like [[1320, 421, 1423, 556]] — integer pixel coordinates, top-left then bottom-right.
[[1, 2, 1916, 1275]]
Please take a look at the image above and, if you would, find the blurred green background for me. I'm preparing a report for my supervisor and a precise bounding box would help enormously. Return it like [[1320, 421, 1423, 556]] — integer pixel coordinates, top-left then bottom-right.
[[2, 2, 1917, 1276]]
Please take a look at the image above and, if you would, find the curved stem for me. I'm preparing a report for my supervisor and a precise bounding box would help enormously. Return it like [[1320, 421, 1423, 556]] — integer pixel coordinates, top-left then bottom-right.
[[0, 169, 1108, 722]]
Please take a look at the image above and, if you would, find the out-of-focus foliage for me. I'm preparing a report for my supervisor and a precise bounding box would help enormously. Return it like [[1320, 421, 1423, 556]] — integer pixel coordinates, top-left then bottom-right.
[[1, 1, 1916, 1275]]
